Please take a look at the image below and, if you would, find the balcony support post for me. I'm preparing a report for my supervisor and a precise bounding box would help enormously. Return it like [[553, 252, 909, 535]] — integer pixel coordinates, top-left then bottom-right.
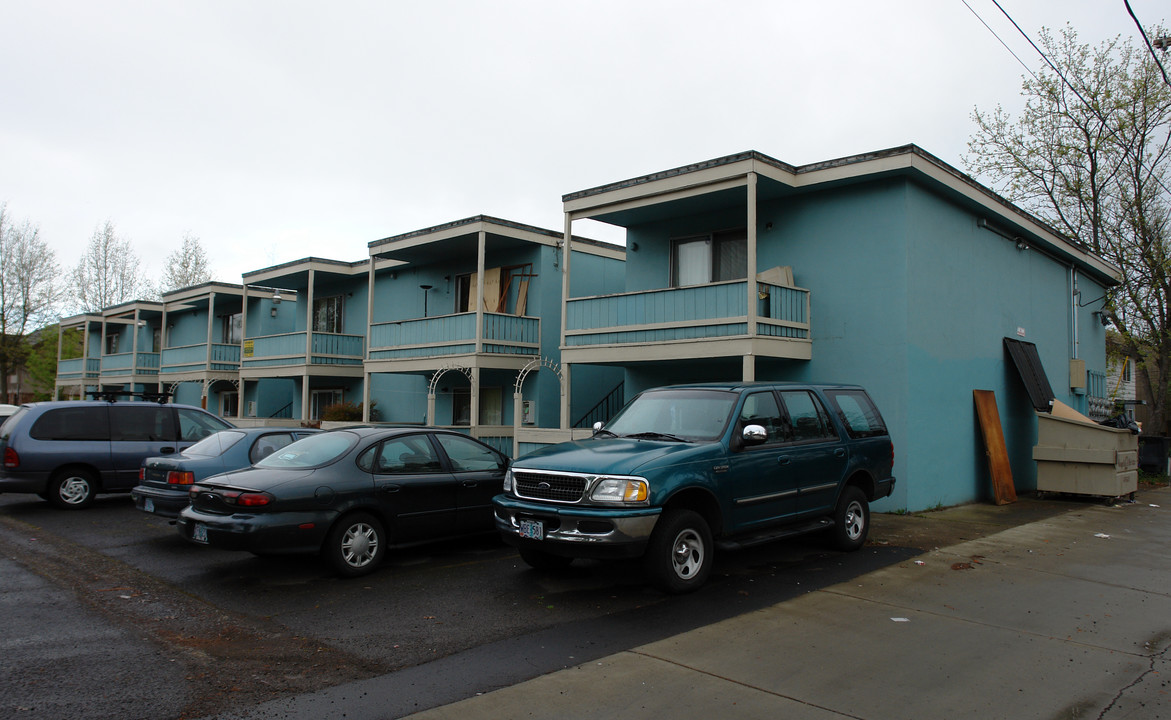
[[560, 212, 573, 430]]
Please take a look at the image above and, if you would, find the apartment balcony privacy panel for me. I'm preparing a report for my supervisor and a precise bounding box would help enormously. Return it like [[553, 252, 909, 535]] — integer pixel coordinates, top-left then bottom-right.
[[100, 352, 160, 375], [56, 357, 101, 382], [242, 332, 364, 368], [565, 280, 809, 348], [160, 343, 242, 374], [368, 312, 540, 360]]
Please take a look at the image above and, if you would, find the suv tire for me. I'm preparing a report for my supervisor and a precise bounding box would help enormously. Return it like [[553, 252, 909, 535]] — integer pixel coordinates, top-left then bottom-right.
[[830, 485, 869, 551], [48, 468, 97, 510], [644, 509, 712, 594]]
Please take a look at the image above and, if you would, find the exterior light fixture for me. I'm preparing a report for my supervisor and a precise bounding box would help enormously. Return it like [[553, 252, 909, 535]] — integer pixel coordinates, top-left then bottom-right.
[[272, 290, 282, 305]]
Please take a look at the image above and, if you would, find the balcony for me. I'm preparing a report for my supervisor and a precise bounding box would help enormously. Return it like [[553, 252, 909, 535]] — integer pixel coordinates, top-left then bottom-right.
[[563, 280, 810, 363], [368, 312, 540, 361], [56, 357, 100, 383], [241, 331, 365, 369], [160, 343, 242, 375], [100, 351, 161, 376]]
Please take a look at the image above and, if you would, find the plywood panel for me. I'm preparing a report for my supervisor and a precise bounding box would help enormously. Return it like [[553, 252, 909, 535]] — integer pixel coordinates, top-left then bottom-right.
[[974, 389, 1017, 505]]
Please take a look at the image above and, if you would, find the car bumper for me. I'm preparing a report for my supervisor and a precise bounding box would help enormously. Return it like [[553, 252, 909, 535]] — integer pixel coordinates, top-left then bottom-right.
[[131, 485, 190, 519], [876, 476, 896, 500], [176, 507, 334, 554], [0, 471, 50, 494], [492, 494, 661, 560]]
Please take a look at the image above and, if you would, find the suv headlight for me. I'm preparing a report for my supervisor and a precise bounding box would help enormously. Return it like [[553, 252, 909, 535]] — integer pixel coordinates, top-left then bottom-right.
[[503, 468, 514, 493], [590, 477, 649, 504]]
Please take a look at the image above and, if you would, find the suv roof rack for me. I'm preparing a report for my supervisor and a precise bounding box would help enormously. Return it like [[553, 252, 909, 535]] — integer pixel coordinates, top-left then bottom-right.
[[85, 390, 172, 404]]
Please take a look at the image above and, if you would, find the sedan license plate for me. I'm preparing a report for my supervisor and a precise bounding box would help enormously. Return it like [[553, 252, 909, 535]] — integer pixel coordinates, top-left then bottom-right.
[[192, 523, 209, 544], [144, 498, 155, 513], [518, 518, 544, 540]]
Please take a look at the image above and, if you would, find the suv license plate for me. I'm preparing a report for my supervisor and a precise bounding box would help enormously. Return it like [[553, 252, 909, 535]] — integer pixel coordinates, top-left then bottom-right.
[[518, 518, 544, 540], [192, 523, 209, 544]]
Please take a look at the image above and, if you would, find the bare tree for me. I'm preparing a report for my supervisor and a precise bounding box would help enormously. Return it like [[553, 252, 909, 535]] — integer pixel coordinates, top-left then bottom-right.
[[71, 220, 149, 313], [0, 203, 63, 399], [161, 233, 213, 291], [966, 25, 1171, 432]]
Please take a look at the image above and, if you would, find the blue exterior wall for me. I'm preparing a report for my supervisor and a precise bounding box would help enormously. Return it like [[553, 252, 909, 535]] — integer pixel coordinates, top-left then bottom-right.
[[604, 176, 1110, 512]]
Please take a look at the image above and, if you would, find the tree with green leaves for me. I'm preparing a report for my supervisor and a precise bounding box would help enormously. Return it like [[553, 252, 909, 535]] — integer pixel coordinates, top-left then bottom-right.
[[162, 233, 213, 292], [966, 24, 1171, 433], [0, 204, 62, 401]]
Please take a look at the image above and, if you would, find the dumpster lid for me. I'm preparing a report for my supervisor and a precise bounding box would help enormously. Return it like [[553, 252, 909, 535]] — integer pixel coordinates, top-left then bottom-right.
[[1004, 338, 1055, 412]]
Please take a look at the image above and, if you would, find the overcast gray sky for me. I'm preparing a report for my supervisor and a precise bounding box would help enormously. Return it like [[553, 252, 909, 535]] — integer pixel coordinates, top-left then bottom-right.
[[1, 1, 1163, 306]]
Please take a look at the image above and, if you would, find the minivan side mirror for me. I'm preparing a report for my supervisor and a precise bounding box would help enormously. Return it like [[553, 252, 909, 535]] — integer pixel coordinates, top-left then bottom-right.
[[742, 424, 768, 445]]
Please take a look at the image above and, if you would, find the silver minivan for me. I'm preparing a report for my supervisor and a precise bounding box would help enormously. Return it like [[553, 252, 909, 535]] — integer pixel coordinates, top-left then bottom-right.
[[0, 400, 233, 509]]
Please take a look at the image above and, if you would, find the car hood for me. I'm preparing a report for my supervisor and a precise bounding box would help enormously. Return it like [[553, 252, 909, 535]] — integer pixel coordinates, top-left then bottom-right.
[[513, 437, 723, 475], [199, 466, 317, 491]]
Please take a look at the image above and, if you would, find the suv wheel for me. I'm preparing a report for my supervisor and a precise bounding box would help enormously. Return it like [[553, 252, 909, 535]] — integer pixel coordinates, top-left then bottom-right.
[[325, 513, 386, 577], [644, 509, 712, 594], [830, 485, 870, 551], [48, 469, 97, 510]]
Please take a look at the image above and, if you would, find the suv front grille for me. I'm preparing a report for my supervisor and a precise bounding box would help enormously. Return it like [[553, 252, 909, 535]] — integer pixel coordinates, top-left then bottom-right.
[[513, 470, 588, 503]]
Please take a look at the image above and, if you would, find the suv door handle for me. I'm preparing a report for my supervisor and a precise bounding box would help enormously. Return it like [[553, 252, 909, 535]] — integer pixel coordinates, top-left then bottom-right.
[[834, 448, 846, 458], [777, 456, 791, 465]]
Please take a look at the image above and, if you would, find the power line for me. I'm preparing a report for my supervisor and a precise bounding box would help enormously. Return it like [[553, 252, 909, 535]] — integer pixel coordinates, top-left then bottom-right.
[[960, 0, 1037, 80], [1124, 0, 1171, 87]]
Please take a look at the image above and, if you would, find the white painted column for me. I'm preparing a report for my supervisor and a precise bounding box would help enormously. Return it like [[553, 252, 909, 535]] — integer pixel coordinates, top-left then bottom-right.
[[560, 213, 573, 430], [744, 171, 759, 383]]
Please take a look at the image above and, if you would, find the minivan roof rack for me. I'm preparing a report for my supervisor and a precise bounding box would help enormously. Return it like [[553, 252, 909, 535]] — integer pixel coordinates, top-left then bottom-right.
[[85, 390, 172, 404]]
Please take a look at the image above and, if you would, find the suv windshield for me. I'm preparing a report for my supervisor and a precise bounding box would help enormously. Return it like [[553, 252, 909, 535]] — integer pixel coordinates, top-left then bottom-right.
[[604, 389, 737, 442], [256, 431, 357, 469]]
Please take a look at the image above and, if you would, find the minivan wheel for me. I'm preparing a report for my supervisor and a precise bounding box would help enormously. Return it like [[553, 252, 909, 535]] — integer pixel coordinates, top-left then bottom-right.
[[830, 485, 870, 552], [48, 469, 96, 510], [325, 513, 386, 578], [644, 509, 712, 594]]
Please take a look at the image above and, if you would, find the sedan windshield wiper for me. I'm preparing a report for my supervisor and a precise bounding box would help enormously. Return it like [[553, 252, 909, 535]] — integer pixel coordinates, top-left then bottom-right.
[[623, 431, 690, 443]]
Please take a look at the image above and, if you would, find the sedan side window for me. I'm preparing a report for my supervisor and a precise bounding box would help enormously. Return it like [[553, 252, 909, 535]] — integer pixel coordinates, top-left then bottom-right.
[[250, 433, 295, 464], [434, 434, 503, 471], [779, 391, 839, 443], [376, 436, 443, 474]]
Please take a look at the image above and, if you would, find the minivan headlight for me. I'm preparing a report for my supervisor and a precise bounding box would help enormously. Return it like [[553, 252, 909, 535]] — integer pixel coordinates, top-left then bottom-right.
[[590, 477, 649, 504]]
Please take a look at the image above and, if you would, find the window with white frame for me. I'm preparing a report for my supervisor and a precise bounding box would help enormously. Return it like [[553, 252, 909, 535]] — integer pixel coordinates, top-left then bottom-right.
[[221, 391, 239, 418], [105, 333, 119, 354], [222, 313, 242, 344], [670, 228, 747, 287], [313, 296, 343, 334]]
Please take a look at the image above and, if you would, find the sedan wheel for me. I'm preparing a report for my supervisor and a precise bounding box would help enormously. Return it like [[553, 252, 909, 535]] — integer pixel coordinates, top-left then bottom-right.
[[326, 513, 386, 577]]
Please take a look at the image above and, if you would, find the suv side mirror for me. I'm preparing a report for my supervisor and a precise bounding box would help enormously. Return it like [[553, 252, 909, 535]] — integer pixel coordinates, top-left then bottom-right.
[[742, 424, 768, 445]]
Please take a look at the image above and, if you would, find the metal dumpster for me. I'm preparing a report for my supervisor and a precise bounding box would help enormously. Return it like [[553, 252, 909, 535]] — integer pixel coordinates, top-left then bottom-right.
[[1033, 412, 1139, 498]]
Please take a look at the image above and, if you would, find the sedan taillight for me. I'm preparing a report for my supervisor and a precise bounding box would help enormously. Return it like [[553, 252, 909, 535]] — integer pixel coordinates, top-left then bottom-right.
[[167, 471, 196, 486]]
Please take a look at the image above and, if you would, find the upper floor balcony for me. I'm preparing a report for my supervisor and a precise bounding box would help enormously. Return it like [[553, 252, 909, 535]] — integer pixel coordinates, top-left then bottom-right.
[[56, 357, 100, 384], [160, 343, 242, 376], [367, 312, 540, 364], [241, 331, 365, 371], [562, 280, 811, 364], [100, 351, 161, 377]]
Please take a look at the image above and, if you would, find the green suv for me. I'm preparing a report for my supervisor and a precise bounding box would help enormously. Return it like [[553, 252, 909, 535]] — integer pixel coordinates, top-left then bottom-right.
[[493, 382, 895, 593]]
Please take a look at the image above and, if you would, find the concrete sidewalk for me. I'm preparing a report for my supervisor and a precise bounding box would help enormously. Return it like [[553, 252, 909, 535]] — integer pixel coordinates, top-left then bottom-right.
[[406, 489, 1171, 719]]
